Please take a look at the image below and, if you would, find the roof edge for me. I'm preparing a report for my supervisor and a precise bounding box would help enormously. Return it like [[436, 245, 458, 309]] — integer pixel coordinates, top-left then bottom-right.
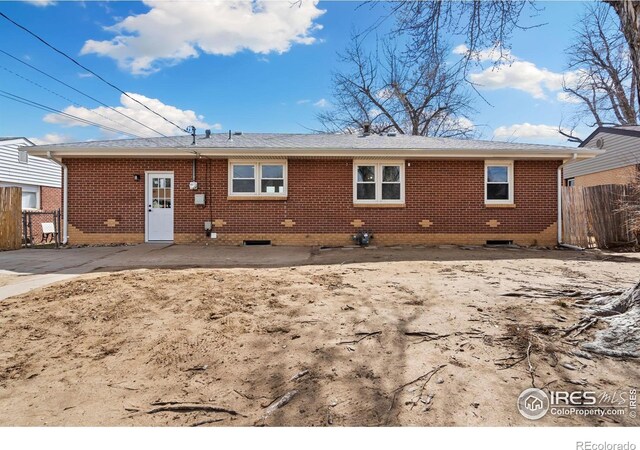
[[579, 126, 640, 147], [27, 147, 602, 160]]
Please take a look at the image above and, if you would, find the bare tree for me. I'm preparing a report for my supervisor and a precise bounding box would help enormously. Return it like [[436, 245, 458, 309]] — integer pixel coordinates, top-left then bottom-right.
[[318, 36, 475, 137], [620, 171, 640, 243], [388, 1, 540, 67], [562, 4, 638, 131], [605, 1, 640, 110]]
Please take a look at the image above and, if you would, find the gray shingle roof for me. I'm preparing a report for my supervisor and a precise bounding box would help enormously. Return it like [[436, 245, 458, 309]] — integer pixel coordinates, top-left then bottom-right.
[[33, 132, 577, 151]]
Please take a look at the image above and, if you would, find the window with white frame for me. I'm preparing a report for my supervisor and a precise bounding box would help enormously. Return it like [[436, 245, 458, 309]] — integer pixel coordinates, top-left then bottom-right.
[[354, 161, 404, 204], [0, 183, 40, 210], [485, 161, 514, 204], [229, 161, 287, 196]]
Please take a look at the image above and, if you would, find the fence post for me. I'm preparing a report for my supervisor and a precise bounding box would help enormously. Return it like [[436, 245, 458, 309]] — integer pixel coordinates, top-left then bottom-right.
[[27, 212, 33, 248], [22, 209, 28, 247], [0, 187, 22, 250]]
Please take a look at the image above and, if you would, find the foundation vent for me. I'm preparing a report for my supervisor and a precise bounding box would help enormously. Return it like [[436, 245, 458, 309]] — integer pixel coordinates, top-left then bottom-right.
[[243, 240, 272, 246], [485, 240, 513, 246]]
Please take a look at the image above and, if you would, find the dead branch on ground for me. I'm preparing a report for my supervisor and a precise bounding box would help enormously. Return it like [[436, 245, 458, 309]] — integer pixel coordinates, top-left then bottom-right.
[[336, 331, 382, 345], [190, 418, 224, 427], [385, 364, 446, 425], [146, 403, 242, 416]]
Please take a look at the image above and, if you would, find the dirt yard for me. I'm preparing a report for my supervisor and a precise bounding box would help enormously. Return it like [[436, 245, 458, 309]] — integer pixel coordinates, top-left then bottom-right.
[[0, 246, 638, 426]]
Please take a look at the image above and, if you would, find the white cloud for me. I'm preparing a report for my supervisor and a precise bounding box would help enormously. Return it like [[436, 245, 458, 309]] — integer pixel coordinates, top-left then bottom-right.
[[24, 0, 56, 6], [493, 123, 563, 141], [313, 98, 329, 108], [77, 72, 94, 79], [462, 46, 580, 100], [29, 133, 72, 145], [42, 92, 221, 137], [296, 99, 311, 105], [452, 43, 509, 62], [455, 117, 475, 130], [470, 61, 568, 99], [81, 0, 325, 75], [556, 91, 582, 104], [376, 88, 393, 100]]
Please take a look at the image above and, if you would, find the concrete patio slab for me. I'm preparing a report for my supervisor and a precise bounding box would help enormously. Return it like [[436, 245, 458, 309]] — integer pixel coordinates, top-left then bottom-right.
[[0, 244, 313, 300]]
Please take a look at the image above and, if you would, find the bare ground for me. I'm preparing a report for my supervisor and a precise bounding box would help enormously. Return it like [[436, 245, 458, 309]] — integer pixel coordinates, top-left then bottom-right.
[[0, 247, 638, 426]]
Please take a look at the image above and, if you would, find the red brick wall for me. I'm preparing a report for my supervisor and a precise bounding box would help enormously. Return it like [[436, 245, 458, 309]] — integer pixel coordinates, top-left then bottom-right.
[[40, 186, 62, 212], [22, 185, 62, 244], [63, 158, 560, 242]]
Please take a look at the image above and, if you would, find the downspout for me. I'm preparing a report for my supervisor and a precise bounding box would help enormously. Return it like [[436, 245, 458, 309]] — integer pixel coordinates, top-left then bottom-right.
[[557, 153, 578, 247], [46, 152, 68, 245]]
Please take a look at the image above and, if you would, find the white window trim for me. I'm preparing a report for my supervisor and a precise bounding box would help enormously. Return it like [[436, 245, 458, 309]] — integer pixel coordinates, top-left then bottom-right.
[[228, 160, 288, 197], [484, 160, 514, 205], [353, 160, 405, 204]]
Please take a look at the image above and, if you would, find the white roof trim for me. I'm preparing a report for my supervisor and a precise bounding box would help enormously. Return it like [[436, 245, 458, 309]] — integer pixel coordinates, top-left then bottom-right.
[[28, 147, 601, 160]]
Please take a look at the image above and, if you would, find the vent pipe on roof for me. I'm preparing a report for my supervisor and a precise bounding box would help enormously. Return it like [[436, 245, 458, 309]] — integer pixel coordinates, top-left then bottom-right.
[[205, 129, 211, 138], [362, 122, 371, 136], [186, 125, 196, 145], [228, 129, 232, 140]]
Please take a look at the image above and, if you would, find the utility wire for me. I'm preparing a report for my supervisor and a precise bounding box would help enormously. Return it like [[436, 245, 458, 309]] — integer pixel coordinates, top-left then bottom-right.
[[0, 89, 146, 137], [0, 11, 189, 135], [0, 64, 145, 139], [0, 48, 170, 139]]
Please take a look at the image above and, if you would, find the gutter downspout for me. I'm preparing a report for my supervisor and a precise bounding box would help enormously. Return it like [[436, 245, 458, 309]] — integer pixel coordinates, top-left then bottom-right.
[[557, 153, 578, 246], [46, 152, 68, 245]]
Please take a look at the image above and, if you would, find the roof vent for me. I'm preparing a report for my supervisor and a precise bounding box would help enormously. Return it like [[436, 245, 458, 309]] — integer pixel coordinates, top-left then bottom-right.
[[362, 122, 371, 136], [204, 129, 211, 138], [234, 131, 243, 136], [387, 131, 397, 137], [596, 137, 605, 149]]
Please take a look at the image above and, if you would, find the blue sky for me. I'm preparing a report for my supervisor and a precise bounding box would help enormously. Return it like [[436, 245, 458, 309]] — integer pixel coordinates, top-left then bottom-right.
[[0, 1, 593, 146]]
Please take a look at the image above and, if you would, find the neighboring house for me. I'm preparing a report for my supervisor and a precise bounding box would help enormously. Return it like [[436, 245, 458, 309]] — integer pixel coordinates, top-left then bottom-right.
[[0, 137, 61, 211], [564, 126, 640, 187], [28, 133, 598, 247]]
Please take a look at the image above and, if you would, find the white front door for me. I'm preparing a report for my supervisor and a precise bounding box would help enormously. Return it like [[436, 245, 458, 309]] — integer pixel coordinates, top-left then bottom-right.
[[146, 172, 174, 241]]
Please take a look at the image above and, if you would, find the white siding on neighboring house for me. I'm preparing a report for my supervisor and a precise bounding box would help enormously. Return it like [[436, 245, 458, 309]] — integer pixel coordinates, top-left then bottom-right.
[[564, 131, 640, 179], [0, 137, 61, 188]]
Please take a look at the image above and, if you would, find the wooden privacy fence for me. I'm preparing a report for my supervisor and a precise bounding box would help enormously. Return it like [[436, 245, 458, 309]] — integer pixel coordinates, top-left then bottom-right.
[[0, 187, 22, 250], [562, 184, 635, 248]]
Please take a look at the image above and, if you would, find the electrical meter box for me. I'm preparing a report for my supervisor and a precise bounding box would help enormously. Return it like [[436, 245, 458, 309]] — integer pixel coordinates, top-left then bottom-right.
[[194, 193, 205, 205]]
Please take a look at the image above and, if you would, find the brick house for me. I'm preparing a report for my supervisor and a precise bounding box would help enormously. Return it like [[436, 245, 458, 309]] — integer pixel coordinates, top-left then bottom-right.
[[0, 137, 61, 211], [1, 137, 62, 240], [29, 133, 598, 247], [564, 126, 640, 187]]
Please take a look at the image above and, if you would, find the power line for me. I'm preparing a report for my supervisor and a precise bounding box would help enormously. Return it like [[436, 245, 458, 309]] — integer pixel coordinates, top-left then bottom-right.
[[0, 11, 190, 135], [0, 64, 145, 139], [0, 89, 148, 137], [0, 48, 171, 139]]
